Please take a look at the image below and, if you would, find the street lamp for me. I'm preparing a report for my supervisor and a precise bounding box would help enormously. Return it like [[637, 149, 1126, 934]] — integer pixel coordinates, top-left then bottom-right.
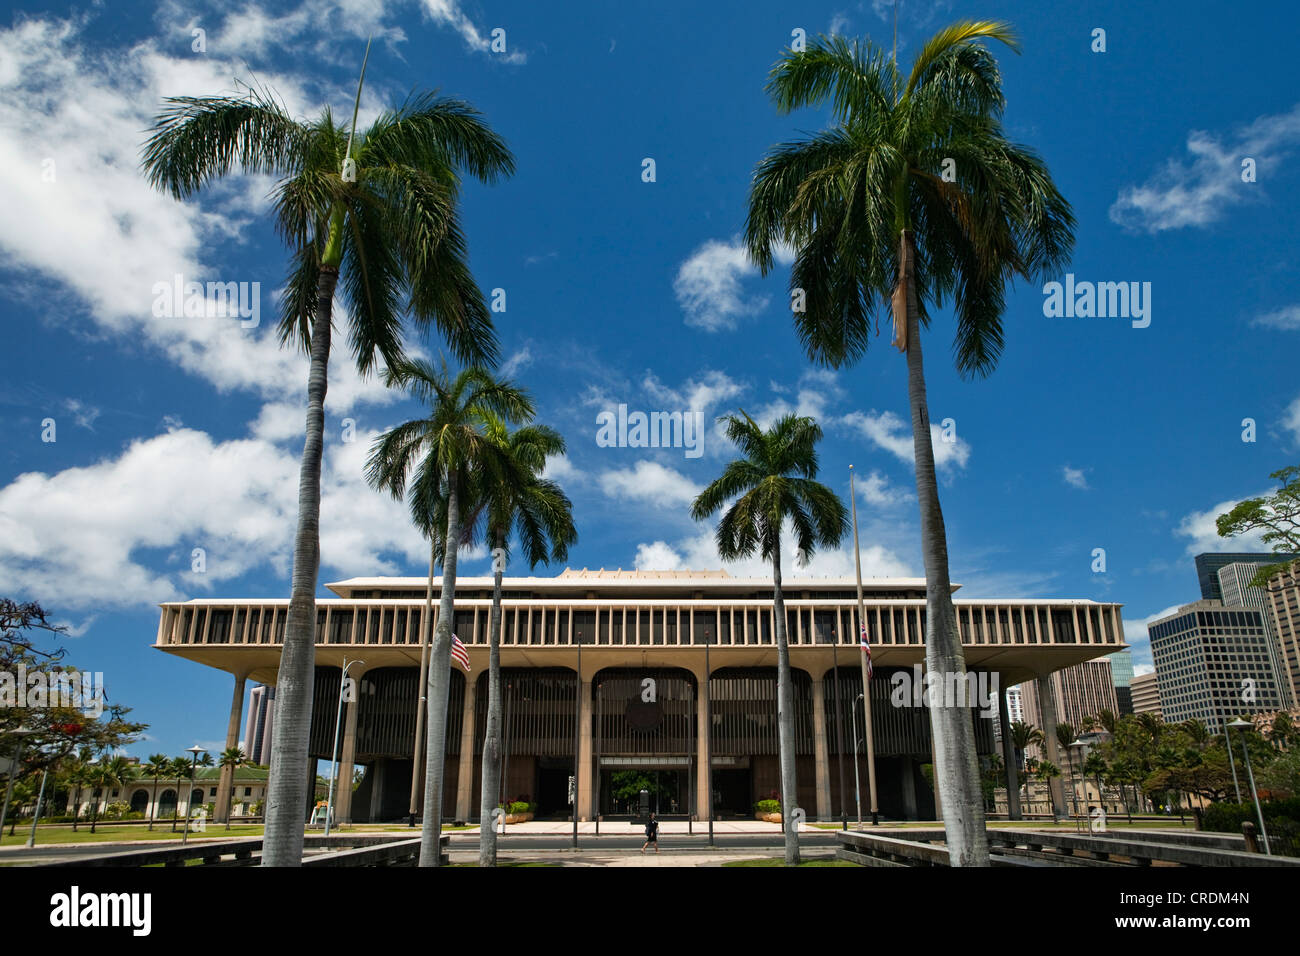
[[1227, 718, 1271, 856], [851, 694, 864, 826], [0, 726, 34, 838], [325, 658, 364, 838], [181, 745, 206, 845], [1069, 739, 1088, 831]]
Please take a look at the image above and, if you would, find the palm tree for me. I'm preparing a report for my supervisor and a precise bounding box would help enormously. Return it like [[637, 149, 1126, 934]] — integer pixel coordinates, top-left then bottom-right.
[[219, 747, 248, 830], [142, 753, 170, 831], [745, 23, 1074, 865], [467, 420, 577, 867], [62, 748, 94, 832], [87, 755, 136, 834], [366, 358, 534, 866], [1009, 721, 1043, 813], [142, 70, 514, 867], [168, 757, 191, 833], [690, 411, 848, 865]]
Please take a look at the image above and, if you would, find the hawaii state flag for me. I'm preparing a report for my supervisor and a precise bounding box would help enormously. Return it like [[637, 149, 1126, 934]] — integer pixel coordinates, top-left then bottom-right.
[[860, 622, 873, 678], [451, 634, 471, 672]]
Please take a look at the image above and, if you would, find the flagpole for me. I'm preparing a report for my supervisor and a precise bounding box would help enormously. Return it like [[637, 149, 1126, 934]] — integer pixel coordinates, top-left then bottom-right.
[[850, 466, 880, 824]]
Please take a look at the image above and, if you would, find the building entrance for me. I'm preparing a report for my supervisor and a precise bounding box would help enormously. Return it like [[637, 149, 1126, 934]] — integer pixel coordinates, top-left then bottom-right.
[[598, 766, 689, 818]]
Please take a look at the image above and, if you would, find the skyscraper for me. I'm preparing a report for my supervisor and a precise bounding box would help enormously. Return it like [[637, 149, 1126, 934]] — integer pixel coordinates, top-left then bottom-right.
[[1195, 552, 1300, 602], [1218, 562, 1295, 707], [1108, 648, 1135, 714], [1147, 600, 1286, 732]]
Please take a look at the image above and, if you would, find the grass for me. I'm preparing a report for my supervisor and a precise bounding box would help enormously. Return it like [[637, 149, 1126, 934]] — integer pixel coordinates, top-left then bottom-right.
[[724, 857, 859, 867], [0, 824, 266, 847]]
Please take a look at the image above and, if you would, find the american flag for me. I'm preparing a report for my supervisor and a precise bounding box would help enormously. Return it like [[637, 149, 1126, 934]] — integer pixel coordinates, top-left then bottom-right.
[[451, 634, 471, 673], [860, 622, 873, 678]]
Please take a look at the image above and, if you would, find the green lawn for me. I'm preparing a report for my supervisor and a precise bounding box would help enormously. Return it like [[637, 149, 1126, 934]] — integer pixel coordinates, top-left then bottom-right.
[[724, 857, 859, 867], [0, 824, 267, 847]]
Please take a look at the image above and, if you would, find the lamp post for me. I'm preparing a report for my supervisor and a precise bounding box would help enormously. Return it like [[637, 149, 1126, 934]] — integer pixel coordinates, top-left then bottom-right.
[[1228, 718, 1271, 856], [1069, 739, 1087, 831], [0, 726, 33, 838], [181, 745, 205, 845], [851, 694, 864, 826], [325, 658, 364, 837], [1216, 707, 1243, 802]]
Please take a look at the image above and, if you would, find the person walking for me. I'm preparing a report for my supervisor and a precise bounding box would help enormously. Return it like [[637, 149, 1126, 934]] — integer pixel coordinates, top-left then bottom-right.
[[641, 811, 659, 854]]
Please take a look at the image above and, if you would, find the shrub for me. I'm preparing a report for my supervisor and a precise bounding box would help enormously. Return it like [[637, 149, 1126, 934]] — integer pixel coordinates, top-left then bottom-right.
[[754, 799, 781, 814], [507, 801, 532, 815], [1201, 797, 1300, 857]]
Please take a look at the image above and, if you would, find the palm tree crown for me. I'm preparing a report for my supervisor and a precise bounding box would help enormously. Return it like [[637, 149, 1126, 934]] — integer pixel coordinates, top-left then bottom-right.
[[691, 411, 847, 563], [745, 23, 1074, 375], [142, 85, 514, 369]]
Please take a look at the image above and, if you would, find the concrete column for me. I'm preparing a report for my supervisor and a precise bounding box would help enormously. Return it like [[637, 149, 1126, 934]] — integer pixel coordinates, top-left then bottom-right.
[[214, 672, 247, 823], [455, 675, 477, 821], [335, 669, 365, 824], [696, 677, 710, 819], [1035, 675, 1067, 820], [577, 678, 594, 820], [811, 678, 832, 821], [998, 681, 1022, 820]]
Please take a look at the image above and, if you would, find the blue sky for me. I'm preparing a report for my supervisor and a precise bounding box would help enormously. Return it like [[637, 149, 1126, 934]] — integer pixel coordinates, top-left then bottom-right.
[[1, 0, 1297, 757]]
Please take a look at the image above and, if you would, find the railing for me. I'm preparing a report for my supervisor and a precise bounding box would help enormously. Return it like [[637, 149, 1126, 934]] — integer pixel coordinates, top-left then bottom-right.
[[36, 833, 448, 868]]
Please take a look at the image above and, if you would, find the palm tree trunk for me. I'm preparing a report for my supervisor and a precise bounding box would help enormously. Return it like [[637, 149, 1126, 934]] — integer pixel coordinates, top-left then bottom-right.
[[898, 230, 990, 866], [148, 776, 157, 831], [408, 538, 437, 822], [772, 549, 800, 866], [172, 778, 182, 832], [262, 263, 338, 866], [479, 529, 506, 867], [419, 473, 461, 866]]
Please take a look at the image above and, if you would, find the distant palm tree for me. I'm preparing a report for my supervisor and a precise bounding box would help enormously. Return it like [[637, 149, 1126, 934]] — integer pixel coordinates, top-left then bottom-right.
[[142, 754, 170, 831], [88, 755, 136, 834], [219, 747, 248, 830], [467, 419, 577, 867], [691, 411, 848, 865], [168, 757, 191, 833], [366, 358, 534, 866], [142, 71, 514, 867], [62, 748, 94, 832], [1009, 721, 1043, 813], [745, 22, 1074, 866]]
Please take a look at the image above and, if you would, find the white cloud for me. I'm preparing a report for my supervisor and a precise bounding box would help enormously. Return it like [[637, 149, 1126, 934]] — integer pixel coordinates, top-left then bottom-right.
[[500, 346, 533, 378], [1252, 305, 1300, 331], [634, 527, 912, 578], [1110, 103, 1300, 233], [1284, 395, 1300, 446], [1062, 465, 1089, 490], [1175, 498, 1271, 555], [857, 469, 910, 508], [598, 461, 701, 510], [0, 15, 399, 418], [419, 0, 526, 63], [673, 238, 763, 332], [0, 416, 430, 609], [62, 398, 101, 430], [842, 409, 970, 471]]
